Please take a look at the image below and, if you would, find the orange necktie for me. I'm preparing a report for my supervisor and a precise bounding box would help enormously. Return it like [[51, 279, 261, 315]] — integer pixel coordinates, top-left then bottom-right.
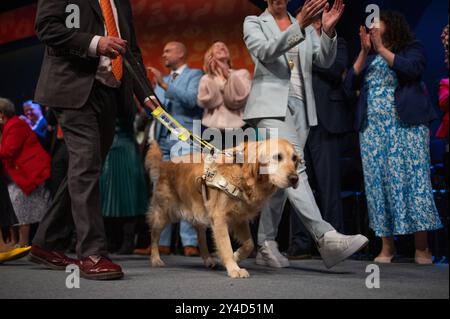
[[99, 0, 123, 81]]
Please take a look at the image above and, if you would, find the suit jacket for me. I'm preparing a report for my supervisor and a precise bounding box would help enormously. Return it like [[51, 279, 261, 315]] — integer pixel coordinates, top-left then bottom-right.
[[345, 40, 437, 131], [312, 37, 354, 134], [34, 0, 147, 110], [0, 116, 51, 195], [243, 10, 337, 125], [154, 67, 203, 142]]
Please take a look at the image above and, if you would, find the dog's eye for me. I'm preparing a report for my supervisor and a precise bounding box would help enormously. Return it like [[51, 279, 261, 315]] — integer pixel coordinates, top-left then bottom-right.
[[292, 155, 298, 163], [273, 153, 283, 161]]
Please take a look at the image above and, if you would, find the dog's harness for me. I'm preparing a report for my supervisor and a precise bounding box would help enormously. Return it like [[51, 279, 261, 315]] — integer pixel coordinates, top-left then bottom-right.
[[200, 153, 246, 203]]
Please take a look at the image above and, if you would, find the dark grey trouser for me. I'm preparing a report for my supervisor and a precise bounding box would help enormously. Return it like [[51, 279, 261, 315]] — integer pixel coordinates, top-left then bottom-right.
[[33, 81, 118, 259]]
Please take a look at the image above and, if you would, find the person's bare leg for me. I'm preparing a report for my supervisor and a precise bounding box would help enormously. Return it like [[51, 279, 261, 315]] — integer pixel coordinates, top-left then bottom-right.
[[414, 231, 432, 264], [0, 229, 7, 252], [9, 227, 18, 245], [374, 236, 396, 262], [18, 225, 30, 247], [0, 229, 15, 252]]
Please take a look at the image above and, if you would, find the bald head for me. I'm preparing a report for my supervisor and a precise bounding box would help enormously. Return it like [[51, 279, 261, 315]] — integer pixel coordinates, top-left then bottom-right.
[[163, 42, 188, 70]]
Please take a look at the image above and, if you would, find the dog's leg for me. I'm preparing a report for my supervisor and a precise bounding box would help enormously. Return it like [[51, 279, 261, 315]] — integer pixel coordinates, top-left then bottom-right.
[[149, 207, 169, 267], [211, 215, 250, 279], [195, 225, 216, 269], [231, 221, 255, 264]]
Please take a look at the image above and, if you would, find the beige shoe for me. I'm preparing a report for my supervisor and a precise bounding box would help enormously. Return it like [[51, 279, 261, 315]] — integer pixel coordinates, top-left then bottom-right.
[[374, 255, 395, 263], [256, 241, 290, 268], [415, 249, 433, 265], [317, 231, 369, 269], [415, 257, 433, 265]]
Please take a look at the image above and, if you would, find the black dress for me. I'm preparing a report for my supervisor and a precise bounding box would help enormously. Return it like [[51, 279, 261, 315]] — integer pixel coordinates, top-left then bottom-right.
[[0, 163, 18, 227]]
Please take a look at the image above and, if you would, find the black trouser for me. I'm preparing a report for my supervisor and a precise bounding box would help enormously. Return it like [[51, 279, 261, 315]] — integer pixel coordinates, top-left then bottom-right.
[[290, 124, 344, 251], [33, 81, 118, 259]]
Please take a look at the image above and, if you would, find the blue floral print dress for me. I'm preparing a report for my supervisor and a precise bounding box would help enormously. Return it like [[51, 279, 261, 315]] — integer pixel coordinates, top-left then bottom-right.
[[359, 55, 443, 237]]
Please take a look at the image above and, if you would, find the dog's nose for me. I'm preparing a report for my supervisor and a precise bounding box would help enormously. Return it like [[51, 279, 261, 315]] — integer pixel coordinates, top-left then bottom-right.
[[289, 174, 299, 186]]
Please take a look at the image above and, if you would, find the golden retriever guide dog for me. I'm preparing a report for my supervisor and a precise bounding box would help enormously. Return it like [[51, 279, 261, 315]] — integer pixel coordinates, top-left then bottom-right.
[[145, 139, 301, 278]]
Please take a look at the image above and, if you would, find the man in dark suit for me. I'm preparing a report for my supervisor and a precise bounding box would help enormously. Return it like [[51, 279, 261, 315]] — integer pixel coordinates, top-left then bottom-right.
[[30, 0, 148, 280], [287, 18, 353, 258]]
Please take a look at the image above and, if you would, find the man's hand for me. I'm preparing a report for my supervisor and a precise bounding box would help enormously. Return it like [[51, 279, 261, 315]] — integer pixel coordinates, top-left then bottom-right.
[[97, 36, 127, 59], [322, 0, 345, 37], [147, 67, 168, 91]]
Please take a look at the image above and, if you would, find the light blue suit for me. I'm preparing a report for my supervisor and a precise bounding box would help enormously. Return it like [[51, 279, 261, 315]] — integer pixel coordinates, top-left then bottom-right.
[[154, 66, 203, 156], [243, 10, 337, 126], [154, 66, 203, 248], [243, 10, 337, 245]]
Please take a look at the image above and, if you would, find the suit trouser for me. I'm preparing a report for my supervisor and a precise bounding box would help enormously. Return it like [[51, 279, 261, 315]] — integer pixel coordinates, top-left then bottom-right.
[[157, 138, 198, 247], [290, 124, 345, 250], [256, 97, 334, 245], [33, 81, 117, 258]]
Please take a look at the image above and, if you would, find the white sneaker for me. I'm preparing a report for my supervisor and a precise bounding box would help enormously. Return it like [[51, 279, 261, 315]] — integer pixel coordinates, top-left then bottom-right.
[[256, 240, 290, 268], [318, 231, 369, 269]]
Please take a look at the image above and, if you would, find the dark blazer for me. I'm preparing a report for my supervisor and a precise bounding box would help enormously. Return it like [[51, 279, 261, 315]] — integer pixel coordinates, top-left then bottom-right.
[[34, 0, 147, 110], [312, 37, 354, 134], [345, 40, 438, 131]]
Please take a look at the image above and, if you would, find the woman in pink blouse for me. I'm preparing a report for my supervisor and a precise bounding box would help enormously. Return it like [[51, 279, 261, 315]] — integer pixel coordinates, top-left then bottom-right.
[[197, 42, 252, 149]]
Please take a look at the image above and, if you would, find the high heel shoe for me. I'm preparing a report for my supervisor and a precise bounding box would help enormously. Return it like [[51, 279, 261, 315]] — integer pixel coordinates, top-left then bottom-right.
[[415, 249, 433, 265], [414, 256, 433, 265], [374, 255, 395, 263]]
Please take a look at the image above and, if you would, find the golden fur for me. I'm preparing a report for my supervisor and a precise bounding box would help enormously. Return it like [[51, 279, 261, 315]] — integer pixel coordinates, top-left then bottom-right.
[[145, 139, 301, 278]]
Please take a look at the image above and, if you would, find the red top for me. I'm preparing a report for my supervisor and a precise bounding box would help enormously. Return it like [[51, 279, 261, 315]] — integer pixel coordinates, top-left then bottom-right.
[[436, 78, 449, 139], [0, 116, 51, 195]]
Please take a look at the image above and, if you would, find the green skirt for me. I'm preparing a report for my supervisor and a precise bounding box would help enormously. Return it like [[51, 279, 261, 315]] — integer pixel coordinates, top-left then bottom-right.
[[100, 132, 149, 218]]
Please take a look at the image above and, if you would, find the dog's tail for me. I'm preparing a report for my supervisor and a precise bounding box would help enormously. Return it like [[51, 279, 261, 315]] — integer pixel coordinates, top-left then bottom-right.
[[145, 140, 162, 183]]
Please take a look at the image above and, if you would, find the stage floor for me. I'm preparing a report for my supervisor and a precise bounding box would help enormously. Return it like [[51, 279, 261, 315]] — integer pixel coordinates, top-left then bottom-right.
[[1, 255, 448, 299]]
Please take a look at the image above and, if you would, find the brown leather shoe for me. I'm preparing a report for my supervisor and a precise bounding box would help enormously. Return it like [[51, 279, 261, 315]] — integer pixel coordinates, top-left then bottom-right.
[[184, 246, 200, 257], [133, 246, 151, 255], [78, 255, 123, 280], [159, 246, 171, 255], [29, 245, 77, 270], [133, 245, 171, 256]]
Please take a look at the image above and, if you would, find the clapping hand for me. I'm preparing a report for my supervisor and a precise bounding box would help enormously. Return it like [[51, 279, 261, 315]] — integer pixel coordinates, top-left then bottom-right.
[[296, 0, 328, 30], [322, 0, 345, 37], [360, 26, 372, 53], [369, 27, 385, 53]]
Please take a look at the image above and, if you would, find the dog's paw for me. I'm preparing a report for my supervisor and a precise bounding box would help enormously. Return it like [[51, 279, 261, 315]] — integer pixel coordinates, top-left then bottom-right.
[[203, 257, 217, 269], [151, 257, 165, 267], [227, 267, 250, 279]]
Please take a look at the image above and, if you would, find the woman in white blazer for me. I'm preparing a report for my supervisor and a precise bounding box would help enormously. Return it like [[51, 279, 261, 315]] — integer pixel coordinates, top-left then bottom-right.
[[243, 0, 368, 269]]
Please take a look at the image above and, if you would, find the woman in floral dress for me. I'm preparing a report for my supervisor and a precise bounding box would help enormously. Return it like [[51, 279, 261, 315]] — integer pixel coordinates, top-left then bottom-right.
[[345, 12, 442, 264]]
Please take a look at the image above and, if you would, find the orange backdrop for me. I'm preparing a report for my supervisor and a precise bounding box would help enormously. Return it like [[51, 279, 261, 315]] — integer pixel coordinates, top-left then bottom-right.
[[130, 0, 261, 74], [0, 1, 261, 72]]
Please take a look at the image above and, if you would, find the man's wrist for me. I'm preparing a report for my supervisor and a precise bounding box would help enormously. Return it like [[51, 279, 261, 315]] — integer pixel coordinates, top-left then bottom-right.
[[88, 35, 102, 57]]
